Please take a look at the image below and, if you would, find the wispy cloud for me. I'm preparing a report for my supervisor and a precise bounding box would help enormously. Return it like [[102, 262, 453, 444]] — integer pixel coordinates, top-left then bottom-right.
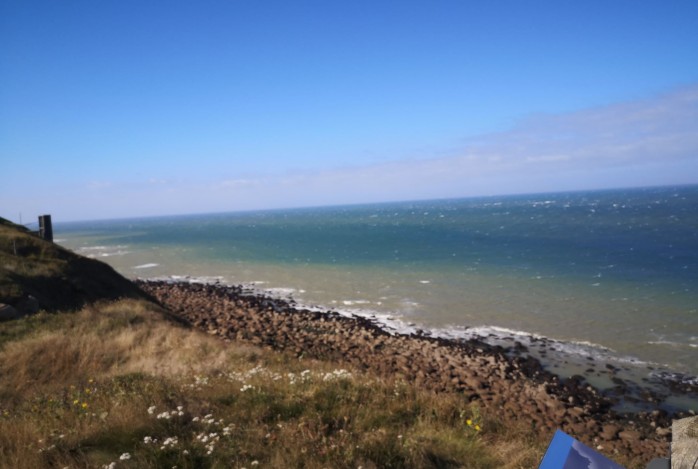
[[273, 83, 698, 201], [15, 84, 698, 221], [92, 84, 698, 217]]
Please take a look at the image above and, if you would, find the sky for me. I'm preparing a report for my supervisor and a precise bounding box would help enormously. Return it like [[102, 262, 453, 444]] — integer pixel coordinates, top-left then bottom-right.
[[1, 1, 698, 222]]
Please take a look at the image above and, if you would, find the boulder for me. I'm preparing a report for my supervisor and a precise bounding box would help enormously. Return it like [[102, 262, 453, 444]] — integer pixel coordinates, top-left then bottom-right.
[[0, 303, 21, 321], [16, 295, 40, 315]]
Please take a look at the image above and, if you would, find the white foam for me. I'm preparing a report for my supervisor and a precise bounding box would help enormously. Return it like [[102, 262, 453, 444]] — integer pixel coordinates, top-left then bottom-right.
[[98, 250, 130, 257], [265, 287, 297, 297], [425, 324, 654, 368], [648, 340, 698, 349], [79, 244, 128, 251], [419, 280, 431, 284], [342, 300, 370, 306], [133, 263, 159, 269], [78, 245, 110, 251], [79, 245, 130, 258], [146, 275, 226, 284]]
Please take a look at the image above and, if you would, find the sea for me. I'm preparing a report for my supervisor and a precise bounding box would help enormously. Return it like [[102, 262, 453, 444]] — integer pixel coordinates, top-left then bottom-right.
[[55, 185, 698, 410]]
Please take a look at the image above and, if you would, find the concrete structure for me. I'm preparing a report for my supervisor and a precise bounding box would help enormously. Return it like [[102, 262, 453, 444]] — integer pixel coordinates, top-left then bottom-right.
[[38, 214, 53, 242], [672, 415, 698, 469]]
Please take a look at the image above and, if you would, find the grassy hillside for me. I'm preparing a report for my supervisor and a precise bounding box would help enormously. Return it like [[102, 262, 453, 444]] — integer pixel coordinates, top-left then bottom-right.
[[0, 217, 150, 312]]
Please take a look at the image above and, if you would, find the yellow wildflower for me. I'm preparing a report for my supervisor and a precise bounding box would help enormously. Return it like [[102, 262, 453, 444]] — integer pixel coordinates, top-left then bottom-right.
[[475, 424, 481, 432], [81, 402, 88, 409], [466, 419, 472, 426]]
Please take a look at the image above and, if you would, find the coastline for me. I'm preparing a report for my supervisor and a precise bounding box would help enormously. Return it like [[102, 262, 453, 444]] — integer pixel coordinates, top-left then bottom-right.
[[137, 278, 695, 464]]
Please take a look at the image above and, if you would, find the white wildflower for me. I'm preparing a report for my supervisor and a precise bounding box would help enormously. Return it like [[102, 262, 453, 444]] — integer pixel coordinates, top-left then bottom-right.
[[161, 436, 178, 450], [323, 369, 352, 381], [119, 452, 131, 460], [147, 405, 156, 415]]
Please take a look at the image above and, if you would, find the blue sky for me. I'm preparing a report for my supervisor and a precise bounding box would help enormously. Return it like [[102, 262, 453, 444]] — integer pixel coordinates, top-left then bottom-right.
[[2, 1, 698, 222]]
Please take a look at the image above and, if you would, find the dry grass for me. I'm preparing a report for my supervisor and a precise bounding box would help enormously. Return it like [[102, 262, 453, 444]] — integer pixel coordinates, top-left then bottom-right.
[[0, 299, 546, 468]]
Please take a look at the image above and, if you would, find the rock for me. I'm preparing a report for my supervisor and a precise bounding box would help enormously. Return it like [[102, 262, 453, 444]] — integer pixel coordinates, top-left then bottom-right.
[[601, 424, 620, 439], [618, 430, 641, 442], [136, 279, 674, 466], [16, 295, 40, 315], [0, 303, 21, 321]]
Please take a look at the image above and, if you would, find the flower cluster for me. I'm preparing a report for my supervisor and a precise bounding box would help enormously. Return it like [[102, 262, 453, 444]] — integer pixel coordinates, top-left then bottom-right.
[[195, 431, 220, 455], [461, 408, 482, 433], [100, 453, 129, 469], [322, 369, 352, 381], [149, 405, 185, 420], [219, 365, 357, 389], [192, 413, 219, 425], [226, 364, 281, 382], [160, 436, 178, 450], [68, 380, 99, 414], [287, 369, 312, 385], [144, 407, 236, 457], [182, 375, 210, 391]]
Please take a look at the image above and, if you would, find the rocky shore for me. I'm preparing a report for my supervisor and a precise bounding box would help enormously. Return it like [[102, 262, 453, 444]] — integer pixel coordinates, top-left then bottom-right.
[[138, 279, 686, 465]]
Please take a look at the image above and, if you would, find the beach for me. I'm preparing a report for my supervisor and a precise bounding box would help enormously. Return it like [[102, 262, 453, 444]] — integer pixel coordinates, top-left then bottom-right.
[[138, 278, 694, 463]]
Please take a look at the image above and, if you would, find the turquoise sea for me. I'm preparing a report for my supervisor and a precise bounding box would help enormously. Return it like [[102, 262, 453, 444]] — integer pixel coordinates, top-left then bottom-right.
[[56, 185, 698, 404]]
